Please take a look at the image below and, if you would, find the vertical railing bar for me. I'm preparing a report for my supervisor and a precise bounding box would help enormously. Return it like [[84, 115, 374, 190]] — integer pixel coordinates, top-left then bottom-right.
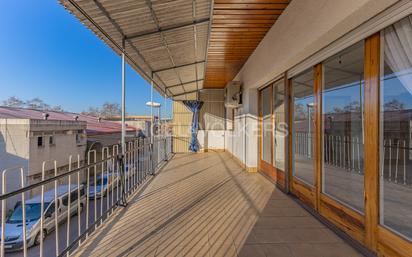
[[93, 150, 97, 230], [341, 136, 343, 169], [105, 147, 108, 218], [85, 150, 94, 239], [66, 156, 73, 257], [20, 168, 27, 257], [54, 161, 59, 257], [76, 155, 81, 247], [101, 147, 108, 225], [352, 137, 355, 172], [114, 145, 119, 204], [40, 162, 46, 257], [403, 140, 407, 185], [389, 139, 392, 181], [395, 140, 400, 183], [111, 149, 115, 216], [1, 170, 6, 257], [357, 137, 361, 173], [381, 140, 386, 178]]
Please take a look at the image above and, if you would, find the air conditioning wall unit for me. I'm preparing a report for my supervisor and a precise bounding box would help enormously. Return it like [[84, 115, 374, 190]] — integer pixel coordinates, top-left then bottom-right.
[[224, 81, 242, 108]]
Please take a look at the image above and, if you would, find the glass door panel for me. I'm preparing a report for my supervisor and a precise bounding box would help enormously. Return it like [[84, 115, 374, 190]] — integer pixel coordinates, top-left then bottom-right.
[[292, 68, 315, 186], [380, 14, 412, 241], [273, 79, 286, 172], [261, 86, 272, 164], [322, 41, 365, 213]]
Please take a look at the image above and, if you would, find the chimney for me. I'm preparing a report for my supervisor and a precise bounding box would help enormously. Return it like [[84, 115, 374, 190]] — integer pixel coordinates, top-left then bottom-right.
[[42, 113, 49, 120], [98, 117, 102, 123], [73, 115, 79, 121]]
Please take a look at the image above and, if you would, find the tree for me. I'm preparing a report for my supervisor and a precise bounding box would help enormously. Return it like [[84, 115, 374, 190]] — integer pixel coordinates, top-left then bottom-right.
[[26, 98, 50, 110], [294, 103, 307, 120], [100, 102, 121, 117], [2, 96, 24, 108], [384, 99, 405, 111], [332, 101, 360, 113], [50, 105, 64, 112], [81, 107, 101, 117]]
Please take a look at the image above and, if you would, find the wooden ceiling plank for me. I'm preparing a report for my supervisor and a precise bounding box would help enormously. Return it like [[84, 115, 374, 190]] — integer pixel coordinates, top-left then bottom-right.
[[214, 3, 289, 10], [204, 0, 290, 88]]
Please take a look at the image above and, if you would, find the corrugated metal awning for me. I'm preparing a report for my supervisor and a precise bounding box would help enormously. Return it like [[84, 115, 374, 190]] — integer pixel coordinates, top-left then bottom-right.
[[59, 0, 212, 100]]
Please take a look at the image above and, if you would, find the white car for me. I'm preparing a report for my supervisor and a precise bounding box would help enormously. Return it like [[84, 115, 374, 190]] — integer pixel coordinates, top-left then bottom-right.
[[88, 173, 118, 199], [1, 184, 86, 251]]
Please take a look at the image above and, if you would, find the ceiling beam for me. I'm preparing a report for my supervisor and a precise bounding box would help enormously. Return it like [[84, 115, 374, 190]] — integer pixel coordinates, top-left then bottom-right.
[[172, 89, 200, 98], [125, 18, 210, 40], [166, 79, 204, 89], [153, 61, 205, 73]]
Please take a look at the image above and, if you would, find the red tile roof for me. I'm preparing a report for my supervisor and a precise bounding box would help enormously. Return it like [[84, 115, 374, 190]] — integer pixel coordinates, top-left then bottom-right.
[[0, 107, 137, 135]]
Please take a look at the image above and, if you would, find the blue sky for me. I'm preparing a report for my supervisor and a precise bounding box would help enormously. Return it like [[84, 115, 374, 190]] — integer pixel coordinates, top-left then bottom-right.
[[0, 0, 172, 117]]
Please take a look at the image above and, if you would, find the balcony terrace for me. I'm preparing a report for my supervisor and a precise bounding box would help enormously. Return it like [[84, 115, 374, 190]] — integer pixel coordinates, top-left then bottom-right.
[[72, 151, 361, 257], [2, 1, 412, 256]]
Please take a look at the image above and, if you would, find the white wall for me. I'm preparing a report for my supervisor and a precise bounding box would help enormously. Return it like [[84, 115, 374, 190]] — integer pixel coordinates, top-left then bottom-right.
[[0, 119, 30, 210], [28, 120, 87, 180], [224, 113, 258, 168], [225, 0, 398, 169]]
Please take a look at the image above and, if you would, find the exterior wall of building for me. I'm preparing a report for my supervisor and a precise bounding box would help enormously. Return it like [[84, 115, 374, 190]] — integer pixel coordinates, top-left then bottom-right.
[[0, 119, 30, 210], [225, 0, 397, 170], [172, 101, 192, 152], [113, 120, 151, 137], [28, 120, 87, 183]]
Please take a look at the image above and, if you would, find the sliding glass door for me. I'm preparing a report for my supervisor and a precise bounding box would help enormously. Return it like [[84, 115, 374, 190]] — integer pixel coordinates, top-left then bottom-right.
[[260, 86, 274, 179], [380, 14, 412, 242], [273, 79, 286, 173], [259, 79, 287, 185], [292, 68, 315, 187], [322, 41, 365, 213]]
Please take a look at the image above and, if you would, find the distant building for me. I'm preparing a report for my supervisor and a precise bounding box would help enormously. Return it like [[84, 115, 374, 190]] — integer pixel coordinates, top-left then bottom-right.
[[0, 107, 138, 210], [106, 115, 152, 137]]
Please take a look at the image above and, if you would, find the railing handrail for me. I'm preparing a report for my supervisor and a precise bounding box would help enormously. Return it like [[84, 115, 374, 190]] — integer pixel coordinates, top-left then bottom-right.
[[0, 141, 154, 201], [0, 135, 173, 257]]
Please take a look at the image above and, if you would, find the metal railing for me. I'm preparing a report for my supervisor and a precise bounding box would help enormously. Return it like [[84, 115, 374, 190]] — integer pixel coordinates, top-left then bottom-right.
[[294, 132, 412, 186], [0, 136, 172, 257]]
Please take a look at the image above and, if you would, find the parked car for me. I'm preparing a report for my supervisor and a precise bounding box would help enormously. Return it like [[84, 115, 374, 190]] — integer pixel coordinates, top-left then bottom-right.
[[1, 184, 86, 251], [88, 173, 118, 199]]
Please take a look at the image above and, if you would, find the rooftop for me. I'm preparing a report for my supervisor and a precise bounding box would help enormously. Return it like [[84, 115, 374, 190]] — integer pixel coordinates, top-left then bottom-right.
[[0, 106, 137, 135]]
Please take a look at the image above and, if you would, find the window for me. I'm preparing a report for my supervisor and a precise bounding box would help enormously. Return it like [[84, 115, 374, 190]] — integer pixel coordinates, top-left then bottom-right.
[[273, 79, 286, 171], [380, 14, 412, 240], [62, 195, 69, 206], [45, 202, 55, 218], [37, 136, 44, 147], [261, 86, 272, 164], [292, 68, 315, 186], [322, 41, 365, 212], [49, 135, 55, 146], [76, 133, 81, 144]]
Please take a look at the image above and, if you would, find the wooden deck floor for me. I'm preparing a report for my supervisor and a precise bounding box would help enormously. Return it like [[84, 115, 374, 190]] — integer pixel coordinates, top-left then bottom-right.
[[73, 152, 362, 257]]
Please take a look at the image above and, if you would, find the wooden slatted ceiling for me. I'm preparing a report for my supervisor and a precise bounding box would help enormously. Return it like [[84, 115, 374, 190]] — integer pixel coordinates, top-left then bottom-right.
[[204, 0, 290, 88]]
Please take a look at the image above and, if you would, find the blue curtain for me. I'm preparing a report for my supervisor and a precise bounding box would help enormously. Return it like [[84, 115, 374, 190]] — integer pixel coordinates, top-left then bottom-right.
[[183, 100, 203, 152]]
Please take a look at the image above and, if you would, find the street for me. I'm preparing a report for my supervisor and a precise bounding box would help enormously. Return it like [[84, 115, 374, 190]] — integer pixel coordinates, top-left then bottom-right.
[[6, 194, 119, 257]]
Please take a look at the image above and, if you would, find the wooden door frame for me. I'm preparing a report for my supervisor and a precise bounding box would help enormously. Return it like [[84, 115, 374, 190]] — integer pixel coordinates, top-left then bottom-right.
[[258, 85, 276, 181], [259, 80, 288, 189], [272, 78, 287, 189], [285, 30, 412, 257], [288, 68, 317, 209]]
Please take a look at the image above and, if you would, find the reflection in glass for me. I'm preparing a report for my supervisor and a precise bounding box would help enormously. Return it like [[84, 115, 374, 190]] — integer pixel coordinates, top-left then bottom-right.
[[261, 86, 272, 163], [380, 15, 412, 240], [292, 68, 315, 186], [322, 41, 365, 212], [273, 79, 286, 171]]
